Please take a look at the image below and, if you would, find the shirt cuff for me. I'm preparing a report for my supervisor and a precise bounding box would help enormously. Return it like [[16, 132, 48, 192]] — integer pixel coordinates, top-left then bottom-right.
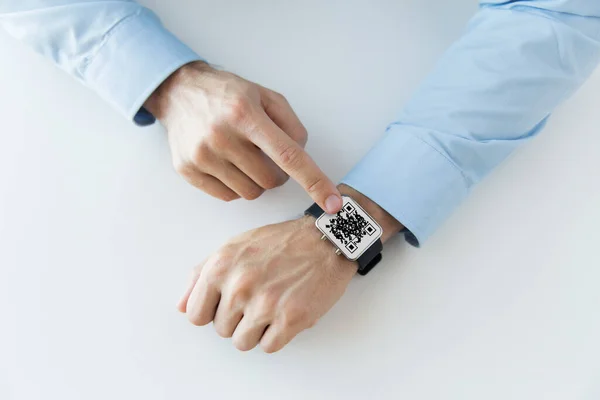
[[83, 8, 203, 126], [341, 123, 470, 246]]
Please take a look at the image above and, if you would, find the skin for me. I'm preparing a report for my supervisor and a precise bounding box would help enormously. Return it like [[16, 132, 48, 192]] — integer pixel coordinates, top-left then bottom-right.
[[145, 61, 343, 214], [146, 61, 402, 352], [177, 185, 403, 353]]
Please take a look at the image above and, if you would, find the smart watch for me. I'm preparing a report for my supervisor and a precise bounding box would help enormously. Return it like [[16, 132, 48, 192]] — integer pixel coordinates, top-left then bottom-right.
[[305, 196, 383, 276]]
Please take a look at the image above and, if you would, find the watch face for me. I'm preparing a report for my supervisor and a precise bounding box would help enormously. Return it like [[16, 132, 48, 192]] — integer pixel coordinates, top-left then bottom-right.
[[315, 196, 383, 261]]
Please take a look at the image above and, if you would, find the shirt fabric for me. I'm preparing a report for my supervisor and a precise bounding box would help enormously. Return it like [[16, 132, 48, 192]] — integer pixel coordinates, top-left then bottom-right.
[[1, 1, 599, 246]]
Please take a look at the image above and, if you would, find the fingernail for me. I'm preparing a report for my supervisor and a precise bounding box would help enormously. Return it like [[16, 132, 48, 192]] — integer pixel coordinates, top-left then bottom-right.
[[325, 195, 342, 214]]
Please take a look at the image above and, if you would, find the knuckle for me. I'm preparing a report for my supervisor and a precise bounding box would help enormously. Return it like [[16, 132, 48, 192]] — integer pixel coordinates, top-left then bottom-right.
[[180, 169, 211, 192], [276, 173, 290, 187], [205, 125, 230, 150], [193, 142, 212, 166], [173, 159, 193, 177], [260, 173, 281, 190], [278, 145, 303, 169], [205, 271, 222, 288], [272, 91, 287, 104], [233, 337, 255, 352], [191, 179, 208, 192], [229, 276, 255, 306], [205, 251, 232, 285], [187, 314, 202, 326], [193, 176, 210, 191], [187, 312, 209, 327], [241, 245, 261, 258], [229, 288, 252, 308], [297, 126, 308, 146], [241, 186, 264, 200], [214, 247, 233, 263], [225, 96, 251, 125], [260, 337, 280, 354], [254, 290, 280, 317], [223, 194, 240, 203], [214, 323, 232, 338], [305, 177, 325, 195], [281, 303, 310, 328]]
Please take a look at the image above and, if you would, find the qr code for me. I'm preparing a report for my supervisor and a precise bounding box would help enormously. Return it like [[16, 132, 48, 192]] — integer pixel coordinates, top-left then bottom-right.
[[325, 203, 376, 253]]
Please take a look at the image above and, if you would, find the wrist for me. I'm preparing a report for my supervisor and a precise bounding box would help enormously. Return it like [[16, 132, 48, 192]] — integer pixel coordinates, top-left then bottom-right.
[[143, 60, 213, 121], [337, 184, 403, 243], [296, 216, 359, 278], [299, 185, 402, 277]]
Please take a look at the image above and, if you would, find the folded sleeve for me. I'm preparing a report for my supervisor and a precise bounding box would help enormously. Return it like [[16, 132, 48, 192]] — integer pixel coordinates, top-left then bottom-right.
[[0, 0, 203, 125], [342, 0, 600, 246]]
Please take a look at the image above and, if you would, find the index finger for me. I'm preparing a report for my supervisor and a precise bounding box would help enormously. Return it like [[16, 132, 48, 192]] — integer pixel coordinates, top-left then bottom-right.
[[251, 113, 342, 214]]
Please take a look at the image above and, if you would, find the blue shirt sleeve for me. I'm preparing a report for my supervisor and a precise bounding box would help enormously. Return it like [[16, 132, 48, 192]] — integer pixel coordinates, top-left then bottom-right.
[[342, 0, 600, 246], [0, 1, 203, 125]]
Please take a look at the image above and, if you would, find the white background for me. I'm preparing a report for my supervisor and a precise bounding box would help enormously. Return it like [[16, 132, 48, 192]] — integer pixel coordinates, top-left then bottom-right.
[[1, 1, 600, 399]]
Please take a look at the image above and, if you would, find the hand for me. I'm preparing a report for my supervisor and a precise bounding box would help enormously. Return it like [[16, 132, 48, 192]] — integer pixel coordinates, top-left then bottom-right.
[[177, 185, 403, 353], [177, 216, 355, 353], [145, 61, 342, 214]]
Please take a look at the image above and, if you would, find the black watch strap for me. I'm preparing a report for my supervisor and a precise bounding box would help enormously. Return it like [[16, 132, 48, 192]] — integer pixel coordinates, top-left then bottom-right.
[[305, 203, 383, 276]]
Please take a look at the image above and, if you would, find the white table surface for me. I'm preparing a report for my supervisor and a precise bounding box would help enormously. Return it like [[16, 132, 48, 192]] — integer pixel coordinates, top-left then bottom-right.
[[2, 1, 600, 399]]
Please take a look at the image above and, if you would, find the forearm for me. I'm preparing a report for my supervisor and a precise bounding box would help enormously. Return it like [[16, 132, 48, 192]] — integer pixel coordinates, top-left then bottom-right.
[[343, 1, 600, 246], [0, 1, 201, 124]]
